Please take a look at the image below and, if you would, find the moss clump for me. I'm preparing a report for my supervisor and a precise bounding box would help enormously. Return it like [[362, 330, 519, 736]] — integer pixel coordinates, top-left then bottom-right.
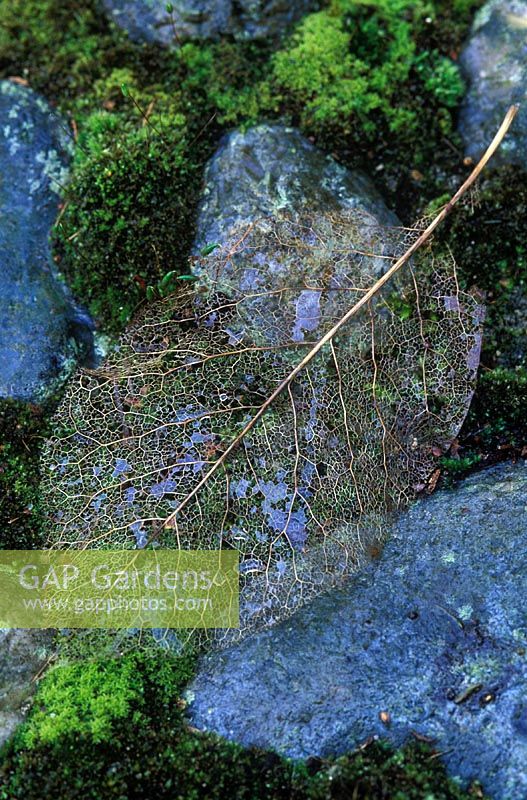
[[305, 742, 485, 799], [55, 109, 202, 330], [0, 0, 127, 107], [19, 656, 143, 747], [464, 367, 527, 452], [0, 400, 48, 549], [0, 649, 484, 800], [269, 0, 465, 143], [14, 648, 196, 748]]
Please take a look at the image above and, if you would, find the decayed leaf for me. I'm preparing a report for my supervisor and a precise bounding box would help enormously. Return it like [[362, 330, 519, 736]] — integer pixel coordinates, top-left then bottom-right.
[[40, 213, 481, 642], [40, 108, 516, 645]]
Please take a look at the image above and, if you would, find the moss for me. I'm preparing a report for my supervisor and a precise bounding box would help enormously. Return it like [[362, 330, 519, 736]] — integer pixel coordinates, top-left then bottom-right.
[[270, 0, 444, 140], [0, 0, 130, 108], [464, 367, 527, 451], [305, 741, 485, 799], [0, 400, 48, 549], [55, 110, 203, 331], [15, 648, 196, 748], [19, 657, 141, 747], [0, 649, 484, 800]]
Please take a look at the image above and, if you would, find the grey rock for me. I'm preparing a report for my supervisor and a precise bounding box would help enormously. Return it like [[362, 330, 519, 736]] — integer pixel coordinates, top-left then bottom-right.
[[102, 0, 317, 44], [0, 81, 94, 402], [189, 461, 527, 800], [195, 123, 397, 251], [0, 630, 53, 747], [194, 124, 401, 342], [459, 0, 527, 165]]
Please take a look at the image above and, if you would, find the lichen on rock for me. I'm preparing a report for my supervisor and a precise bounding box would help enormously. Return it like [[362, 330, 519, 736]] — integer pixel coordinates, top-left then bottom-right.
[[0, 80, 94, 402], [459, 0, 527, 165]]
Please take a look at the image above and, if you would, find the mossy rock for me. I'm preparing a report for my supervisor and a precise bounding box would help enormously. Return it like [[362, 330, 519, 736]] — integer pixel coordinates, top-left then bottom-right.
[[0, 647, 484, 799]]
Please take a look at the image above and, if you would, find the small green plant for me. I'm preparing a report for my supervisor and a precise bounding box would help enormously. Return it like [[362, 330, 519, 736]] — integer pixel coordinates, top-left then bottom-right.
[[414, 50, 465, 108], [146, 269, 199, 300]]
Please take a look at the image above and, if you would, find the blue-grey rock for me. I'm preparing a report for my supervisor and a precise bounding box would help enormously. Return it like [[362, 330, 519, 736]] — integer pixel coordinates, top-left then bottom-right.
[[0, 81, 94, 402], [0, 630, 53, 747], [195, 123, 398, 252], [188, 461, 527, 800], [194, 123, 402, 343], [459, 0, 527, 165], [102, 0, 318, 44]]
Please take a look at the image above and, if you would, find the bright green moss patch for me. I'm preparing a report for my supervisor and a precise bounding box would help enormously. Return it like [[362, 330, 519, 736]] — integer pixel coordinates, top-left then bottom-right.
[[19, 658, 140, 747], [269, 0, 463, 141], [0, 400, 48, 549], [16, 649, 196, 748]]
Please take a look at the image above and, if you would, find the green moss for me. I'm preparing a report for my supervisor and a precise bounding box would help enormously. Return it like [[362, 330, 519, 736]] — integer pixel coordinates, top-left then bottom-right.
[[55, 109, 202, 331], [16, 648, 196, 748], [19, 657, 141, 747], [305, 741, 484, 799], [0, 649, 484, 800], [0, 400, 48, 549], [271, 1, 419, 138], [264, 0, 471, 153], [0, 0, 129, 108], [465, 367, 527, 451], [414, 49, 465, 108]]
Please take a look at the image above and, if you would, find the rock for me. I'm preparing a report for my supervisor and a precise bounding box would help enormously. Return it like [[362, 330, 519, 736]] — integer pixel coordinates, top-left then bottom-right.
[[102, 0, 318, 45], [459, 0, 527, 165], [188, 461, 527, 800], [0, 81, 94, 402], [194, 123, 401, 342], [195, 124, 397, 251], [0, 630, 53, 747]]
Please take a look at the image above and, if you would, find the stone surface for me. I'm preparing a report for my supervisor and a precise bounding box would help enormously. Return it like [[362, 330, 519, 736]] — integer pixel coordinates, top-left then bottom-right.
[[102, 0, 317, 45], [194, 123, 402, 341], [0, 630, 53, 747], [195, 123, 398, 252], [459, 0, 527, 165], [188, 461, 527, 800], [0, 81, 94, 402]]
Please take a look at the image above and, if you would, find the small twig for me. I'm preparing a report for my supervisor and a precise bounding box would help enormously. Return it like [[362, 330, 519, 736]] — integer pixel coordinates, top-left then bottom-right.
[[122, 87, 170, 146], [166, 4, 183, 48], [187, 111, 217, 150]]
